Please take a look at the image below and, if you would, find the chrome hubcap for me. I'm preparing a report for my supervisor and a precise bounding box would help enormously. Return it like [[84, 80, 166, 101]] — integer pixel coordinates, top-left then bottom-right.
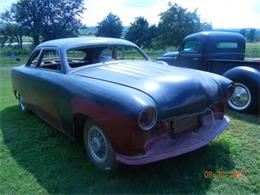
[[228, 83, 251, 110], [88, 126, 108, 163]]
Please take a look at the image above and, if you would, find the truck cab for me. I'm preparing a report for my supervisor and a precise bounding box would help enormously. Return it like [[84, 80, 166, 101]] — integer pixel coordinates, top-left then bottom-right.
[[157, 31, 260, 113]]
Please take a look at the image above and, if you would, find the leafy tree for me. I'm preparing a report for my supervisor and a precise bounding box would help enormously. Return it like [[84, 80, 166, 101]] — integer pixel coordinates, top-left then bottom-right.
[[248, 28, 256, 42], [0, 23, 26, 48], [7, 0, 84, 46], [158, 3, 212, 46], [0, 11, 27, 48], [125, 17, 149, 48], [96, 13, 123, 38], [125, 17, 159, 48]]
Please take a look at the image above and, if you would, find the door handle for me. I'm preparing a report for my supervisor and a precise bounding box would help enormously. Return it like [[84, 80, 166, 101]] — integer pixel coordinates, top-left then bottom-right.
[[193, 58, 199, 61]]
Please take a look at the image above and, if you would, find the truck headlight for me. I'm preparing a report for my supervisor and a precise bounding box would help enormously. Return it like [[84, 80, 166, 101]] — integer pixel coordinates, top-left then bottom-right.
[[138, 107, 157, 130]]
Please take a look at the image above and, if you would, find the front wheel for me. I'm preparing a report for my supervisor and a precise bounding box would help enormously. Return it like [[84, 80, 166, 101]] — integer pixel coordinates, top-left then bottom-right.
[[83, 120, 119, 172], [228, 82, 253, 112]]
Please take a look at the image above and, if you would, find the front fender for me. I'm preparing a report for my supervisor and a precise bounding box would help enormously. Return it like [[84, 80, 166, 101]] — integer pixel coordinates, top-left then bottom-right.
[[224, 66, 260, 107], [70, 78, 158, 155], [224, 66, 260, 89]]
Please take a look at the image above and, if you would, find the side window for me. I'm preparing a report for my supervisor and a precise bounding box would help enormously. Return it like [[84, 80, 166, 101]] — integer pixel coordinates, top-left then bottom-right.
[[27, 50, 41, 67], [66, 49, 87, 68], [67, 50, 86, 60], [99, 48, 113, 58], [38, 49, 61, 71], [183, 39, 200, 53], [117, 46, 145, 60], [216, 41, 238, 49], [98, 47, 114, 62]]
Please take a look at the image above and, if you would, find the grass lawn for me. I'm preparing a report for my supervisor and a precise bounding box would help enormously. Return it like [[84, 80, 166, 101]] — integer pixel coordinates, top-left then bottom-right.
[[245, 42, 260, 58], [0, 69, 260, 193], [0, 47, 30, 67]]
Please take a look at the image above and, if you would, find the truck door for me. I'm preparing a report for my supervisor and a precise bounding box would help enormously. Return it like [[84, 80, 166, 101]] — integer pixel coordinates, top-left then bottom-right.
[[177, 38, 205, 70]]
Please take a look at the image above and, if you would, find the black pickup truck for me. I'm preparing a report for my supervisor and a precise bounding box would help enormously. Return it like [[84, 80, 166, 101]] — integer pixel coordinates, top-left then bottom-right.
[[157, 31, 260, 113]]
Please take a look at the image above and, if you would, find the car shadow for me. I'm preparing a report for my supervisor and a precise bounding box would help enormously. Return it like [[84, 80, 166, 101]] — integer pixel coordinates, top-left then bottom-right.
[[1, 105, 235, 194]]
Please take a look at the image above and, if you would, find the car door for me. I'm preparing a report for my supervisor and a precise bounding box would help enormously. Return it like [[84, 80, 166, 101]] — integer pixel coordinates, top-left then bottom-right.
[[19, 49, 42, 108], [28, 48, 64, 130], [177, 38, 205, 70]]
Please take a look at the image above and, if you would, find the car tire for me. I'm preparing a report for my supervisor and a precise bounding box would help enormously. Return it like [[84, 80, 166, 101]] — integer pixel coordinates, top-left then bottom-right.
[[83, 120, 119, 172], [228, 81, 255, 113], [18, 93, 29, 112]]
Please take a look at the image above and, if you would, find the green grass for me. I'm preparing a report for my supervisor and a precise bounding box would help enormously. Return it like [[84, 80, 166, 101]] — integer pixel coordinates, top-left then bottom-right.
[[245, 42, 260, 58], [0, 47, 30, 67], [0, 68, 260, 194]]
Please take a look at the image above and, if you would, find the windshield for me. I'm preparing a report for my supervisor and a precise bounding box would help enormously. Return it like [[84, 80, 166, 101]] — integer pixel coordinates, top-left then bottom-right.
[[66, 45, 148, 68]]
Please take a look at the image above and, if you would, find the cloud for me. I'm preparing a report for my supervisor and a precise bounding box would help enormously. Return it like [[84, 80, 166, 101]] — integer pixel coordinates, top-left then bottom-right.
[[1, 0, 259, 28], [170, 0, 260, 28], [82, 0, 260, 28], [82, 0, 168, 26]]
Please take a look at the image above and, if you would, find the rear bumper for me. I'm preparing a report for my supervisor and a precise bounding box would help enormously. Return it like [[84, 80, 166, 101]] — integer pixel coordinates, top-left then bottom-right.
[[116, 116, 229, 165]]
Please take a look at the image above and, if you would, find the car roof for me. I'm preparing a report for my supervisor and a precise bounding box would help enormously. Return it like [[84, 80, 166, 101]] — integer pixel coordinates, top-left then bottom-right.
[[185, 31, 245, 41], [36, 37, 137, 49]]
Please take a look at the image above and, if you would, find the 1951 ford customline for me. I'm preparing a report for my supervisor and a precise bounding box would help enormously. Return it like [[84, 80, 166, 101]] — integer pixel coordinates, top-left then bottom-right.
[[11, 37, 234, 171]]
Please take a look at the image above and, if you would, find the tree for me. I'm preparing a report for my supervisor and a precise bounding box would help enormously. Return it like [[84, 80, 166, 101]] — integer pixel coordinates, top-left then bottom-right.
[[158, 3, 212, 46], [125, 17, 149, 48], [0, 10, 27, 48], [96, 13, 123, 38], [0, 23, 26, 48], [125, 17, 159, 48], [8, 0, 84, 46], [248, 28, 256, 42], [240, 28, 247, 38]]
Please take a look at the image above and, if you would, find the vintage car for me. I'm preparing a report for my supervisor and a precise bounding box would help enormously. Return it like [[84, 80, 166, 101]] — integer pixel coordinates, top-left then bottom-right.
[[11, 37, 234, 171]]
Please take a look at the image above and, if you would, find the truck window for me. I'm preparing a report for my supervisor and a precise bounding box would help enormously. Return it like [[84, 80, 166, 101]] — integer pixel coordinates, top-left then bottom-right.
[[183, 39, 200, 53], [217, 41, 238, 49]]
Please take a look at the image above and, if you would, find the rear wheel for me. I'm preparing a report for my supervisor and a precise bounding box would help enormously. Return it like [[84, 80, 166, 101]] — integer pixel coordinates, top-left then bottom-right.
[[83, 120, 119, 172], [228, 82, 253, 112]]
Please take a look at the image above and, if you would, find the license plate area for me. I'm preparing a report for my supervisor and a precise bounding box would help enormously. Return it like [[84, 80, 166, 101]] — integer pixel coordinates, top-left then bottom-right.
[[169, 115, 201, 138]]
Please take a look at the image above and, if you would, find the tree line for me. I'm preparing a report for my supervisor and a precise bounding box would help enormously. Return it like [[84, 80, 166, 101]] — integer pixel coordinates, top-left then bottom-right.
[[0, 0, 84, 47], [5, 0, 252, 50], [240, 28, 257, 42]]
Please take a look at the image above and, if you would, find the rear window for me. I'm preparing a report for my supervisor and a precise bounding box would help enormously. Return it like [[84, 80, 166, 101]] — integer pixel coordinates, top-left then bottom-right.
[[216, 41, 238, 49], [67, 50, 86, 60]]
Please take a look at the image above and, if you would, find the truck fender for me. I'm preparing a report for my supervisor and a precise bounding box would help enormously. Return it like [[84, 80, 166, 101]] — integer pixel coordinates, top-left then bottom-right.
[[223, 66, 260, 112]]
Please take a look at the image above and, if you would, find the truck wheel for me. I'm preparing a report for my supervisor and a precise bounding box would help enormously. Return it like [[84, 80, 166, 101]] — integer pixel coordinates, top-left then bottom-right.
[[83, 120, 119, 172], [228, 82, 254, 112]]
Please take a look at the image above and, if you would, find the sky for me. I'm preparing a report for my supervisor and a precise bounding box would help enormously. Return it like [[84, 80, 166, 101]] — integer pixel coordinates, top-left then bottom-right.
[[1, 0, 260, 28]]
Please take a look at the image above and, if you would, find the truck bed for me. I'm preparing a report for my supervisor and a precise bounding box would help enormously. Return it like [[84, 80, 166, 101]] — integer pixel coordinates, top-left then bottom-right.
[[207, 59, 260, 75]]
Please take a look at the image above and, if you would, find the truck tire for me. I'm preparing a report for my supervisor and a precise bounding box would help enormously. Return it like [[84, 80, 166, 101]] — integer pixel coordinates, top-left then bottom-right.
[[228, 80, 255, 112]]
